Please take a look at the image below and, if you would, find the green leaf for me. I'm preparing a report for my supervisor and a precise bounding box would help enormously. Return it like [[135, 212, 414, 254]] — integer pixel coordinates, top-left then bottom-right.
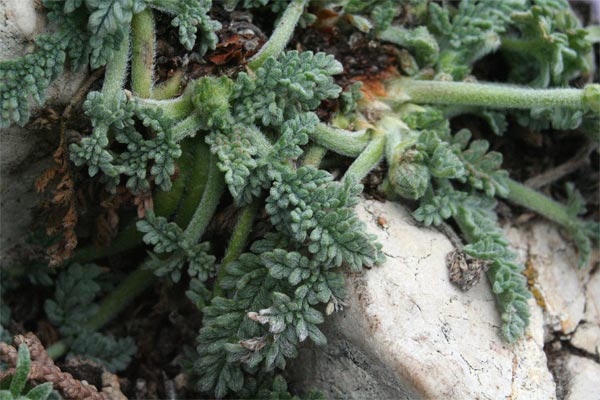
[[10, 345, 31, 397], [24, 383, 53, 400]]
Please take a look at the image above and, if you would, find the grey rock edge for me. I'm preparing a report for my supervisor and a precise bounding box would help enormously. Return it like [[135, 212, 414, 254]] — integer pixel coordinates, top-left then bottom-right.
[[1, 0, 87, 262], [287, 199, 599, 400]]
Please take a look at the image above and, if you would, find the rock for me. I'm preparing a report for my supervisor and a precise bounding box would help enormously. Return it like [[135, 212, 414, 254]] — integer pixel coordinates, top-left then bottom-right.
[[503, 222, 587, 335], [287, 199, 556, 400], [0, 0, 42, 56], [584, 269, 600, 324], [570, 269, 600, 357], [0, 0, 87, 260], [559, 355, 600, 400], [570, 323, 600, 357]]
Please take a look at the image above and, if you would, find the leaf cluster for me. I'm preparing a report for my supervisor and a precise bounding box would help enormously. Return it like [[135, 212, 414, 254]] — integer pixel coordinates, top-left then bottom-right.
[[43, 263, 136, 372], [384, 108, 530, 341], [137, 211, 216, 284], [180, 51, 383, 397], [70, 92, 182, 193], [0, 0, 221, 128]]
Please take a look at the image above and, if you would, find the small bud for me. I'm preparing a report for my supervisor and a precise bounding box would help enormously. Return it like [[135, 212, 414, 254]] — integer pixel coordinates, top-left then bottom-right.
[[389, 152, 430, 200]]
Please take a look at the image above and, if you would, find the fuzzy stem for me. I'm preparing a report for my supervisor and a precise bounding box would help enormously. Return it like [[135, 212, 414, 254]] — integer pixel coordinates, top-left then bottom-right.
[[212, 201, 260, 297], [302, 145, 327, 167], [102, 33, 130, 106], [131, 9, 155, 98], [248, 0, 308, 70], [175, 140, 211, 227], [500, 37, 540, 54], [152, 71, 184, 99], [46, 268, 156, 360], [387, 78, 600, 112], [183, 154, 225, 244], [310, 123, 370, 157], [505, 178, 579, 231], [171, 111, 204, 141], [343, 131, 385, 182], [136, 95, 194, 120]]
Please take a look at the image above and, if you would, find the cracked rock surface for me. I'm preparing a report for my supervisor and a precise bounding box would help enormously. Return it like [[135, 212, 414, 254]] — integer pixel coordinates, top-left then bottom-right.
[[287, 199, 556, 399], [0, 0, 87, 260]]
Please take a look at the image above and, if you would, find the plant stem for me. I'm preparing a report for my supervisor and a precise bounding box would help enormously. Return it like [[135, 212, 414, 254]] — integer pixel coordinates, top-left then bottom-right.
[[102, 32, 130, 107], [248, 0, 308, 70], [505, 178, 579, 231], [302, 145, 327, 167], [343, 131, 385, 182], [310, 123, 370, 157], [184, 154, 225, 244], [212, 201, 260, 297], [131, 9, 155, 98], [500, 37, 540, 54], [172, 112, 204, 141], [136, 95, 194, 120], [46, 268, 156, 360], [387, 78, 599, 112], [175, 140, 211, 227], [152, 71, 184, 99]]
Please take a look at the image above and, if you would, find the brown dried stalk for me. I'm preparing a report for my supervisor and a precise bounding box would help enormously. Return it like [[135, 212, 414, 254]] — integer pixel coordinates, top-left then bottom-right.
[[0, 333, 108, 400]]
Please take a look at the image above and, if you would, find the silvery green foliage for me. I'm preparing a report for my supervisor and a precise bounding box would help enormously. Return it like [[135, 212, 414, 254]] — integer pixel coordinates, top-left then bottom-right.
[[43, 264, 136, 371], [563, 183, 600, 268], [237, 374, 324, 400], [86, 0, 147, 36], [0, 0, 221, 128], [503, 0, 592, 88], [501, 0, 596, 132], [385, 108, 530, 342], [266, 167, 382, 270], [0, 344, 53, 400], [44, 264, 103, 336], [427, 0, 524, 79], [206, 51, 343, 205], [190, 232, 352, 398], [147, 0, 221, 52], [70, 92, 182, 193], [456, 196, 531, 342], [207, 114, 315, 205], [137, 211, 216, 283], [232, 51, 343, 127], [187, 51, 384, 397], [0, 34, 67, 128], [70, 332, 137, 373], [378, 26, 440, 66]]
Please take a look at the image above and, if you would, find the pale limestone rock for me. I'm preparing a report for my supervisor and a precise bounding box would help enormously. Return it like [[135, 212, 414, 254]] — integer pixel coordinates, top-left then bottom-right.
[[288, 199, 556, 400], [570, 323, 600, 357], [0, 0, 87, 260], [1, 0, 40, 39], [504, 222, 587, 335], [561, 355, 600, 400], [584, 270, 600, 324]]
